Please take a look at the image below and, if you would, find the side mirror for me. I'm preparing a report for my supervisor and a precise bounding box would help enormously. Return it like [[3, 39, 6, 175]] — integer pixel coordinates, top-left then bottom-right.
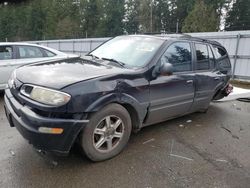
[[160, 63, 174, 76]]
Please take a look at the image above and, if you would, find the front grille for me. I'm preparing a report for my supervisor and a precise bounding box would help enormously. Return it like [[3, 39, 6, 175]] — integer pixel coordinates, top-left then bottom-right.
[[15, 79, 22, 88], [8, 77, 24, 103], [32, 108, 85, 120]]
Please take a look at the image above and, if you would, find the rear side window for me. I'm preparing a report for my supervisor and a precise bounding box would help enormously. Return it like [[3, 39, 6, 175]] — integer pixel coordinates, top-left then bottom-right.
[[42, 48, 56, 57], [0, 46, 13, 60], [161, 42, 192, 72], [212, 45, 231, 70], [195, 43, 209, 70], [18, 46, 44, 59], [213, 46, 227, 59]]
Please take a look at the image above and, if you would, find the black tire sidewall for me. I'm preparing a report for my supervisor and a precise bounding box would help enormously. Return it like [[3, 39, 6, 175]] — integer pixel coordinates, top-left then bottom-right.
[[81, 104, 132, 161]]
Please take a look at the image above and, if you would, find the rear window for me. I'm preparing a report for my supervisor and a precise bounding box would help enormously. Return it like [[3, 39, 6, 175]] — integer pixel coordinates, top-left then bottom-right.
[[0, 46, 13, 60], [42, 48, 56, 57]]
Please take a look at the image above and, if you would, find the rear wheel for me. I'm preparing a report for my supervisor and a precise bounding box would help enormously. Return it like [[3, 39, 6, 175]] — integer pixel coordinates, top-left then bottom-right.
[[81, 104, 132, 161]]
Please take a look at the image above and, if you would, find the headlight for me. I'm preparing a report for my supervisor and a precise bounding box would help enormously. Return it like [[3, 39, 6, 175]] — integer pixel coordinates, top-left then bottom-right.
[[21, 85, 71, 106]]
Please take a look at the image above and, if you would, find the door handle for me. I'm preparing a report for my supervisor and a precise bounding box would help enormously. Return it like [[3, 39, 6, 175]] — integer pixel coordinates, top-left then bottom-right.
[[214, 77, 220, 80], [186, 80, 193, 84]]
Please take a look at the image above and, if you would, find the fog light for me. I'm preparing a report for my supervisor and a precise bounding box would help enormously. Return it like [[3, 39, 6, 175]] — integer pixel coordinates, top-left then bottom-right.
[[38, 127, 64, 134]]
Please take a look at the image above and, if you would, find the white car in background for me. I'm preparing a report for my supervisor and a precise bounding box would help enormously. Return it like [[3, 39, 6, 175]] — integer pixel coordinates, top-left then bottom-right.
[[0, 42, 77, 90]]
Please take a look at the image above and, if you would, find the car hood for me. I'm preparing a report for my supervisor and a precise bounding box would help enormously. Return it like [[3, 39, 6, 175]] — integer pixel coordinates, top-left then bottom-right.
[[15, 57, 128, 90]]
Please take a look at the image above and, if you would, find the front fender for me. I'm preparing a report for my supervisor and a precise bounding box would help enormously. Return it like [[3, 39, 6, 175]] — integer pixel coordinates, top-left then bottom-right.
[[119, 93, 148, 123], [85, 93, 119, 112], [85, 92, 148, 126]]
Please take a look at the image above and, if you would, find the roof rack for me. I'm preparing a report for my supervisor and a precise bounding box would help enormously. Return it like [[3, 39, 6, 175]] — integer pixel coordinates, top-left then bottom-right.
[[157, 33, 192, 38], [141, 32, 222, 46], [143, 31, 191, 38]]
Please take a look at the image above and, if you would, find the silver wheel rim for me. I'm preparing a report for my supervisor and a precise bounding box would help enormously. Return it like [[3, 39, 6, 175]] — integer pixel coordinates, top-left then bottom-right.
[[93, 115, 124, 153]]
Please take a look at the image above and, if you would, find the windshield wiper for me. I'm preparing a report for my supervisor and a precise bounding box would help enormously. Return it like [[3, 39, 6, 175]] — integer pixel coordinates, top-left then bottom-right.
[[101, 57, 126, 67], [86, 54, 100, 59]]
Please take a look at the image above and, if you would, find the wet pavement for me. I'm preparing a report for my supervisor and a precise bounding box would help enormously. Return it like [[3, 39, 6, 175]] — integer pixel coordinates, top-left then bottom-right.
[[0, 92, 250, 188]]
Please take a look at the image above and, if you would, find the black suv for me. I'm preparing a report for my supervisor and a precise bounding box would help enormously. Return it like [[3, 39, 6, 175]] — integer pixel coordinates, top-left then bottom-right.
[[4, 35, 232, 161]]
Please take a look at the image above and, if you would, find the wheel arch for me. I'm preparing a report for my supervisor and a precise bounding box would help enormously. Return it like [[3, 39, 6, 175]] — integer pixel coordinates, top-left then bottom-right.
[[85, 93, 148, 131], [118, 102, 141, 132], [212, 82, 227, 100]]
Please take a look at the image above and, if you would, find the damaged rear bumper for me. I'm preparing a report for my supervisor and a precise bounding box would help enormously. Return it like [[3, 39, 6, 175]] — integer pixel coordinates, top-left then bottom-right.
[[213, 83, 233, 100]]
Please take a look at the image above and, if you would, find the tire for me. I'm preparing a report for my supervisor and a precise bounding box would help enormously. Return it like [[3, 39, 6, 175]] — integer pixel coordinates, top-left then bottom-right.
[[81, 103, 132, 162]]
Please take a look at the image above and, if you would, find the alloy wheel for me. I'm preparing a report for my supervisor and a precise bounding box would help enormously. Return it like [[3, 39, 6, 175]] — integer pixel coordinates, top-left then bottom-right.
[[93, 115, 124, 153]]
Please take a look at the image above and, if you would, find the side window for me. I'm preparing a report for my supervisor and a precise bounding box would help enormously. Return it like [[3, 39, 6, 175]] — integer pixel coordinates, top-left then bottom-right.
[[18, 46, 44, 59], [208, 45, 215, 69], [195, 43, 209, 70], [42, 48, 56, 57], [213, 46, 226, 59], [161, 42, 192, 72], [0, 46, 13, 60], [212, 45, 231, 69]]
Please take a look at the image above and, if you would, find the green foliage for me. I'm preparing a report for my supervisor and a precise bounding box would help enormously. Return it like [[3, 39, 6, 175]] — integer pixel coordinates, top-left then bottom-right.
[[83, 0, 101, 37], [155, 0, 174, 32], [96, 0, 125, 37], [225, 0, 250, 31], [124, 0, 140, 34], [182, 0, 218, 32], [0, 0, 245, 41], [171, 0, 196, 32]]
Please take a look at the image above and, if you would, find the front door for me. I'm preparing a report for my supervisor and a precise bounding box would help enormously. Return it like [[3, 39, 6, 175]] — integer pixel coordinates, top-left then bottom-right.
[[145, 42, 195, 125]]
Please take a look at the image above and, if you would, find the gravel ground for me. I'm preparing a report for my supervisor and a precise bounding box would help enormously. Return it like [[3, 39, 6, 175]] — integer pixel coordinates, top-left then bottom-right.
[[0, 92, 250, 188]]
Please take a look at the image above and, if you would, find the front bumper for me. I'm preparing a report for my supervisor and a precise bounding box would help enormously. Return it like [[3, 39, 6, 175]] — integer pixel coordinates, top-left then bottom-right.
[[4, 88, 89, 155]]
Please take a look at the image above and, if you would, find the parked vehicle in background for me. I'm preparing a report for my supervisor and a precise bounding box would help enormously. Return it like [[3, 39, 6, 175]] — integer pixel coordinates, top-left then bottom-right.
[[4, 35, 232, 162], [0, 43, 77, 90]]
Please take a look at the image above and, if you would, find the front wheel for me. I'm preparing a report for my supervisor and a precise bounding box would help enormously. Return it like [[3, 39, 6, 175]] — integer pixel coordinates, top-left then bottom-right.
[[81, 104, 132, 161]]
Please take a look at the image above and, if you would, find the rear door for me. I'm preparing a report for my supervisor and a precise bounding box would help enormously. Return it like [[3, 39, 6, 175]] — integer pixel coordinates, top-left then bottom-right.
[[145, 41, 195, 125], [192, 42, 224, 111], [0, 45, 16, 87]]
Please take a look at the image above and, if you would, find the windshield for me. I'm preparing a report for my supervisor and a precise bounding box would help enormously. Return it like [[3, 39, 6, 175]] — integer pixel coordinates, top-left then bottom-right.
[[90, 36, 164, 68]]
